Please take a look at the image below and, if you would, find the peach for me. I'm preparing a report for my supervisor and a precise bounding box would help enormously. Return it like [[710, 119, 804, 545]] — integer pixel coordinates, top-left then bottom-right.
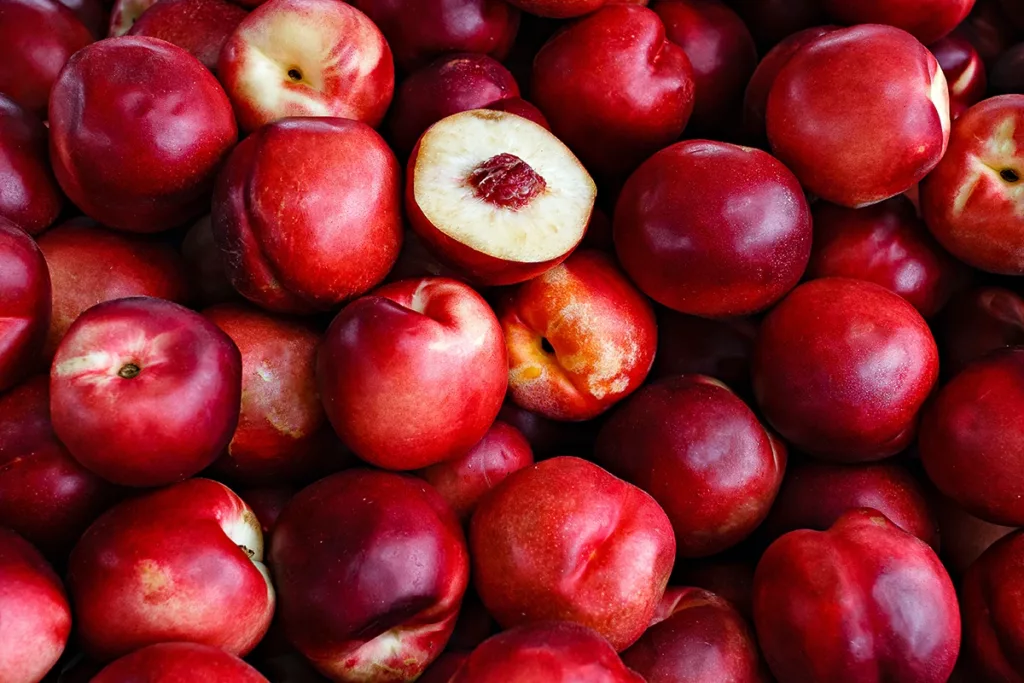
[[92, 643, 269, 683], [936, 287, 1024, 377], [823, 0, 974, 45], [930, 34, 987, 119], [0, 217, 50, 392], [961, 530, 1024, 681], [0, 95, 63, 235], [127, 0, 247, 71]]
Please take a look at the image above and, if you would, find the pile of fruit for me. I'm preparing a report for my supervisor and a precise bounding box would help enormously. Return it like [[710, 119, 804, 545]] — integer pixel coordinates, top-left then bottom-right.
[[3, 0, 1024, 680]]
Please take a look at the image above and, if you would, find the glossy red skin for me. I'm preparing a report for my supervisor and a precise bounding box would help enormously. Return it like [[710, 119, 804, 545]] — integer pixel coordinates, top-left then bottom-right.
[[931, 35, 987, 118], [758, 461, 938, 549], [48, 37, 236, 232], [69, 479, 274, 661], [0, 217, 50, 392], [614, 140, 812, 317], [271, 469, 469, 682], [496, 401, 598, 459], [742, 26, 836, 145], [388, 53, 520, 155], [471, 456, 676, 651], [419, 653, 469, 683], [0, 0, 93, 117], [807, 196, 966, 318], [0, 96, 63, 235], [127, 0, 247, 71], [937, 287, 1024, 378], [0, 376, 117, 558], [499, 250, 656, 421], [349, 0, 518, 72], [182, 215, 239, 306], [596, 375, 784, 558], [93, 643, 269, 683], [37, 219, 191, 360], [823, 0, 974, 45], [962, 531, 1024, 681], [766, 25, 950, 208], [204, 303, 331, 485], [753, 278, 939, 462], [484, 97, 549, 129], [754, 510, 960, 683], [621, 587, 764, 683], [532, 5, 695, 183], [50, 297, 242, 487], [451, 621, 645, 682], [920, 95, 1024, 274], [673, 560, 755, 620], [651, 0, 757, 132], [728, 0, 826, 51], [212, 117, 401, 314], [58, 0, 105, 35], [933, 492, 1016, 575], [318, 278, 506, 471], [651, 310, 757, 392], [920, 348, 1024, 525], [417, 420, 533, 523], [0, 529, 70, 683]]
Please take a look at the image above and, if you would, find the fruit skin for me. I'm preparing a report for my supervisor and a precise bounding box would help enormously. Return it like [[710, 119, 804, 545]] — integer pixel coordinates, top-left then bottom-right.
[[416, 420, 534, 523], [753, 278, 939, 462], [50, 297, 242, 487], [217, 0, 394, 132], [0, 95, 63, 235], [651, 311, 757, 393], [37, 218, 191, 360], [920, 95, 1024, 274], [48, 36, 237, 233], [753, 509, 960, 683], [91, 643, 270, 683], [920, 348, 1024, 526], [596, 375, 785, 558], [69, 478, 275, 662], [930, 34, 987, 119], [620, 587, 765, 683], [807, 196, 965, 318], [614, 140, 811, 317], [0, 376, 117, 558], [499, 250, 657, 421], [0, 217, 50, 393], [531, 5, 695, 182], [212, 117, 402, 314], [270, 469, 469, 682], [452, 622, 645, 683], [936, 287, 1024, 378], [127, 0, 247, 72], [471, 456, 676, 652], [349, 0, 519, 72], [766, 24, 950, 208], [0, 0, 93, 117], [0, 528, 71, 683], [823, 0, 974, 46], [961, 530, 1024, 681]]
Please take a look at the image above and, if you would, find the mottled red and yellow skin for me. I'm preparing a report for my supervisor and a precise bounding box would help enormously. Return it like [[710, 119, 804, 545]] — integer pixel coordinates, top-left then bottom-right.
[[614, 140, 811, 317], [499, 250, 656, 422], [622, 588, 765, 683], [38, 218, 191, 360], [471, 456, 676, 651], [758, 461, 938, 549], [531, 5, 695, 182], [271, 470, 469, 682], [318, 277, 507, 470], [417, 420, 533, 523], [651, 311, 757, 393], [93, 643, 269, 683], [218, 0, 393, 131], [0, 376, 117, 558], [920, 95, 1024, 274], [753, 278, 939, 462], [68, 478, 275, 662], [0, 529, 71, 683], [921, 348, 1024, 526], [937, 287, 1024, 377], [932, 492, 1016, 576], [212, 117, 402, 314], [754, 510, 960, 683], [0, 217, 49, 392], [930, 35, 987, 120], [48, 37, 236, 233], [0, 96, 63, 235], [962, 530, 1024, 681], [596, 375, 784, 558], [766, 25, 950, 208], [823, 0, 973, 45], [452, 622, 645, 682], [127, 0, 247, 71], [50, 297, 241, 487], [807, 196, 966, 318]]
